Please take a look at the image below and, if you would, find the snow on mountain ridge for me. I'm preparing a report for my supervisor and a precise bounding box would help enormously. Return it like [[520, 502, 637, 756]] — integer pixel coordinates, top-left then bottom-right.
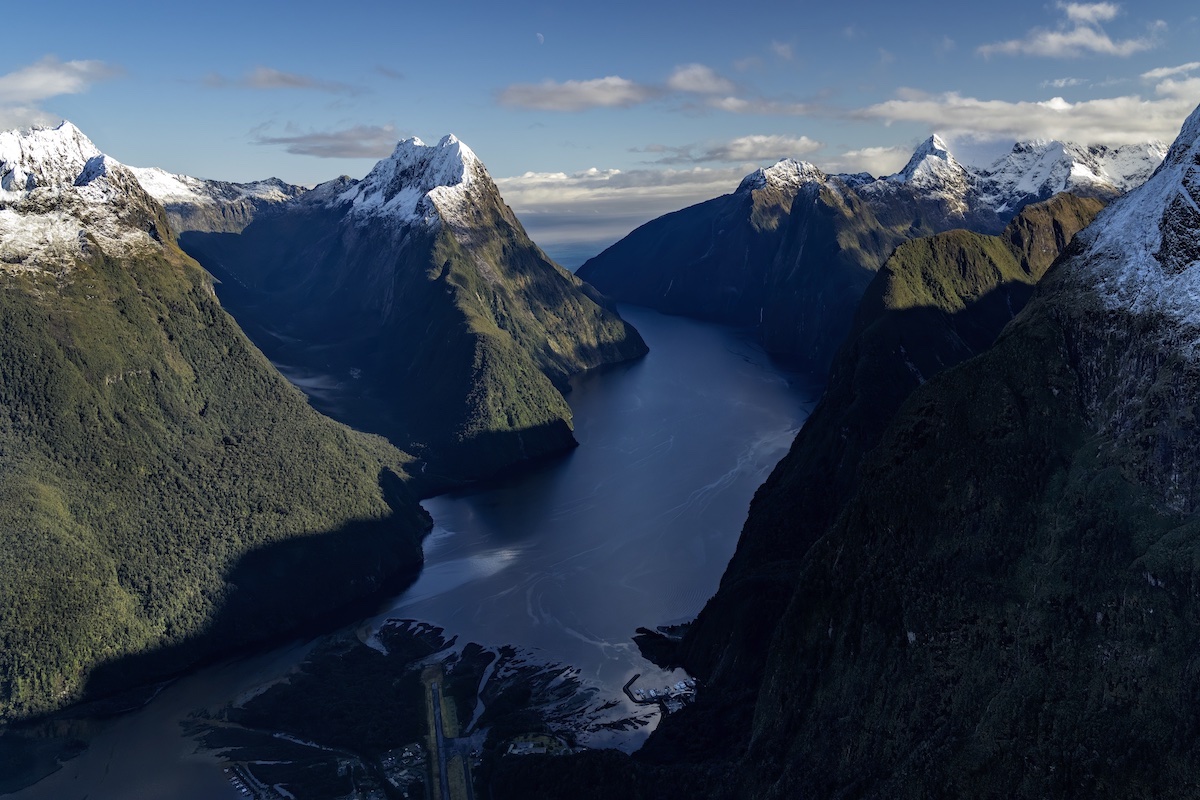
[[336, 134, 487, 228], [0, 121, 164, 270], [725, 133, 1166, 226], [1070, 102, 1200, 352], [854, 134, 975, 217], [737, 158, 828, 194], [887, 134, 971, 190], [0, 121, 103, 197], [978, 139, 1169, 210], [131, 167, 302, 207]]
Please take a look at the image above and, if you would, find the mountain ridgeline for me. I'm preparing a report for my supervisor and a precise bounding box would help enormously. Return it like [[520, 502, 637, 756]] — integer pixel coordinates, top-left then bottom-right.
[[127, 166, 308, 235], [173, 136, 646, 483], [0, 123, 429, 722], [578, 135, 1164, 372]]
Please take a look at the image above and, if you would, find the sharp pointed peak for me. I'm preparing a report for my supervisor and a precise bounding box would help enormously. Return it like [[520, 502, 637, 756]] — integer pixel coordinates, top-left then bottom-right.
[[909, 134, 953, 161], [337, 133, 490, 226], [886, 133, 966, 188]]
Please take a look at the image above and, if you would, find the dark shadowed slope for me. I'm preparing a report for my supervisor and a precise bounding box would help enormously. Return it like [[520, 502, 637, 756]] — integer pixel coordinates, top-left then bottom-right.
[[179, 135, 646, 484], [0, 122, 429, 723]]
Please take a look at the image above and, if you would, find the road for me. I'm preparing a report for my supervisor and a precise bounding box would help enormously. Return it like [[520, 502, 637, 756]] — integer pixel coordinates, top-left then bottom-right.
[[431, 682, 452, 800]]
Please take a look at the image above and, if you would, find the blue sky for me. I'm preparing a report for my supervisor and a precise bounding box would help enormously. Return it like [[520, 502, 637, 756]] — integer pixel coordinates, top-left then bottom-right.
[[2, 0, 1198, 246]]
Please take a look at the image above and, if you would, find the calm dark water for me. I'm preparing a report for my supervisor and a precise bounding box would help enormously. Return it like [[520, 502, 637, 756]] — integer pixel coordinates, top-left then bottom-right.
[[9, 306, 815, 798], [376, 308, 815, 680]]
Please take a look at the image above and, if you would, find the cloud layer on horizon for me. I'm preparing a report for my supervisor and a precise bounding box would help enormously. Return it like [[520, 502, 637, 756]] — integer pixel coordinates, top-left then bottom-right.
[[0, 56, 121, 129]]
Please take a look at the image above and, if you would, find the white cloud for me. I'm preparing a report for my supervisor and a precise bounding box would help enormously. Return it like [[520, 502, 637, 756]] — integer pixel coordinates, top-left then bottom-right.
[[253, 124, 400, 158], [204, 67, 359, 94], [666, 64, 735, 94], [1042, 76, 1089, 88], [0, 56, 120, 129], [714, 134, 821, 161], [823, 145, 913, 176], [706, 96, 812, 115], [1154, 76, 1200, 101], [980, 25, 1153, 58], [496, 165, 751, 245], [0, 56, 118, 105], [978, 3, 1158, 58], [854, 79, 1198, 144], [497, 76, 659, 111], [1060, 2, 1120, 24], [640, 134, 823, 164], [1141, 62, 1200, 80], [770, 41, 794, 60]]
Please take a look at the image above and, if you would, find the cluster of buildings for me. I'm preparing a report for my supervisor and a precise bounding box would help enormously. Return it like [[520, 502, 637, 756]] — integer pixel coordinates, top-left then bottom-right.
[[380, 742, 428, 797], [628, 677, 697, 714]]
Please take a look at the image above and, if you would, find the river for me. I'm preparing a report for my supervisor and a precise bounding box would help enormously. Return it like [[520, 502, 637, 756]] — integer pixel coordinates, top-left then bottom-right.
[[6, 306, 816, 799]]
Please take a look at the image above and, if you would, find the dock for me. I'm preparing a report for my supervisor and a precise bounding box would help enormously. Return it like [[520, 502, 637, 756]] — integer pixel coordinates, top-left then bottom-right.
[[622, 673, 697, 712]]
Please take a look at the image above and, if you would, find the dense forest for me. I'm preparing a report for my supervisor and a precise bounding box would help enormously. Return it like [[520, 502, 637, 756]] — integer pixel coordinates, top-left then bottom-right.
[[0, 236, 429, 721]]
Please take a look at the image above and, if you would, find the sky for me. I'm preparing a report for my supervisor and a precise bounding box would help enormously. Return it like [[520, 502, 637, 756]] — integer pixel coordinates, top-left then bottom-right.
[[2, 0, 1199, 249]]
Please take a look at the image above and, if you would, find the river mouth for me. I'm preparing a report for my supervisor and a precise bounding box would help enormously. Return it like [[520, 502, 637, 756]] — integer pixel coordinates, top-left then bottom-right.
[[3, 306, 817, 799]]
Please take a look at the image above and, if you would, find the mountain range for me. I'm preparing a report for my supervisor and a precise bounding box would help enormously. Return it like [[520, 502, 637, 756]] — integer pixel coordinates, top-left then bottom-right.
[[578, 134, 1166, 371], [0, 121, 643, 723], [0, 122, 429, 721], [502, 103, 1200, 798], [2, 99, 1198, 800], [159, 134, 647, 482]]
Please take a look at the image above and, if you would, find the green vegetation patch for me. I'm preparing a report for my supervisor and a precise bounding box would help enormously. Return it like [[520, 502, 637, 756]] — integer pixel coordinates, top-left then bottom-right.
[[0, 242, 427, 722]]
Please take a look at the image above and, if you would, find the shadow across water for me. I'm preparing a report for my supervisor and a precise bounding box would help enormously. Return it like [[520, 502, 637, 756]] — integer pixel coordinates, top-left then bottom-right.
[[0, 469, 430, 795]]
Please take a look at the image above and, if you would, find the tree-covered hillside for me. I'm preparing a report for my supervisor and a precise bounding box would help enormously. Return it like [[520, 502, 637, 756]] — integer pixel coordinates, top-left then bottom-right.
[[0, 238, 428, 721]]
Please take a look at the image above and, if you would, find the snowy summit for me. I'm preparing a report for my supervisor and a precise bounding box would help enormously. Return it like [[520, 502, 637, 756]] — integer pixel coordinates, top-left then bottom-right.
[[336, 134, 488, 228], [888, 134, 969, 190], [0, 121, 164, 270], [978, 139, 1169, 211], [738, 158, 827, 194], [1069, 103, 1200, 350]]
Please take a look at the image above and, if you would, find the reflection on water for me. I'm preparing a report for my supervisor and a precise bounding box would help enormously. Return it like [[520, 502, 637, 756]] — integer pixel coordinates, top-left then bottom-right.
[[8, 306, 816, 798]]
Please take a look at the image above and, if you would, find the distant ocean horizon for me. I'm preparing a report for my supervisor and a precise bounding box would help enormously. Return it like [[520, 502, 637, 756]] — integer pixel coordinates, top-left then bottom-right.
[[537, 239, 618, 271]]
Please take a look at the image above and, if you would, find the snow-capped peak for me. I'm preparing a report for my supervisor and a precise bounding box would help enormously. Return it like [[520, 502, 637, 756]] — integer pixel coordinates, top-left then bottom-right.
[[1163, 103, 1200, 170], [0, 120, 164, 270], [1073, 101, 1200, 349], [737, 158, 827, 194], [337, 133, 487, 227], [978, 138, 1168, 210], [0, 120, 105, 196], [889, 134, 967, 189]]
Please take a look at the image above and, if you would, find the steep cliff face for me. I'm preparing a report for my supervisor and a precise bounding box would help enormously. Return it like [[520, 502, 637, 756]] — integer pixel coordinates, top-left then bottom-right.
[[180, 135, 646, 482], [677, 193, 1105, 694], [730, 105, 1200, 797], [578, 160, 919, 372], [0, 122, 429, 722]]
